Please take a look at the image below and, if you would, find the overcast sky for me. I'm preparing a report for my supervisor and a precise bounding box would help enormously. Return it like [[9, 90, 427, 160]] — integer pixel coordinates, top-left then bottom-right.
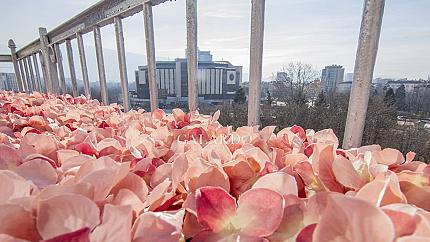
[[0, 0, 429, 82]]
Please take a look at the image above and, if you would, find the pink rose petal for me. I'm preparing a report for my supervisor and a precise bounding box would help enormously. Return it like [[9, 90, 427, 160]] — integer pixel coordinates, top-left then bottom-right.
[[196, 186, 237, 233], [37, 194, 100, 240], [91, 204, 132, 242], [313, 194, 395, 242], [232, 188, 284, 237]]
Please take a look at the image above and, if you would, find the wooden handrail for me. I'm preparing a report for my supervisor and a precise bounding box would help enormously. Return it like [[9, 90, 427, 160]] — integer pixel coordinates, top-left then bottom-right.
[[15, 0, 169, 59]]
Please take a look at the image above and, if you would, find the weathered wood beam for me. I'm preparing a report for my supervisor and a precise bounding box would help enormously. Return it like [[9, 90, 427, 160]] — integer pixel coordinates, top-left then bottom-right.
[[16, 0, 170, 58], [38, 52, 48, 93], [27, 57, 38, 92], [77, 33, 91, 98], [66, 40, 79, 97], [186, 0, 198, 112], [8, 40, 24, 92], [114, 17, 131, 112], [143, 2, 159, 111], [0, 55, 12, 62], [247, 0, 266, 126], [343, 0, 385, 149], [16, 40, 40, 59], [39, 27, 55, 94], [22, 56, 33, 92], [54, 44, 67, 95], [32, 54, 43, 93], [18, 59, 29, 93], [94, 26, 109, 105]]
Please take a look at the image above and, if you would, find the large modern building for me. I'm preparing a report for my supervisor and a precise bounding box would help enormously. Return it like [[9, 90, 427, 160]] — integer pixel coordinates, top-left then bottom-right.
[[0, 73, 18, 91], [321, 65, 345, 92], [134, 50, 242, 105]]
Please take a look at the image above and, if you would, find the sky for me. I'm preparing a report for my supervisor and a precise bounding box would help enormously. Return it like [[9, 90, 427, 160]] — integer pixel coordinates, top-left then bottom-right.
[[0, 0, 429, 83]]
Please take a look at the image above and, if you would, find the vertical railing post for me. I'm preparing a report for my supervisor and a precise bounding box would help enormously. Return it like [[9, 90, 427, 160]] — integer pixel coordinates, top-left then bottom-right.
[[8, 39, 24, 92], [77, 33, 91, 98], [23, 57, 33, 92], [343, 0, 385, 149], [186, 0, 198, 112], [39, 27, 54, 94], [114, 16, 131, 112], [54, 44, 67, 95], [18, 60, 29, 93], [50, 47, 60, 94], [247, 0, 266, 126], [32, 54, 43, 93], [65, 39, 79, 97], [143, 2, 159, 111], [38, 52, 48, 93], [94, 26, 109, 105], [27, 57, 38, 92]]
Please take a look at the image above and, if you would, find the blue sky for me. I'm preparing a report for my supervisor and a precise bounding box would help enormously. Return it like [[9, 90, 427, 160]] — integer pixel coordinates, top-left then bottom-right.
[[0, 0, 429, 82]]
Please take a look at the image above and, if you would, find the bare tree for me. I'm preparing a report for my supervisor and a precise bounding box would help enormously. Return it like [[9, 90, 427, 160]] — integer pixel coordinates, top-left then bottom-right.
[[275, 62, 319, 104]]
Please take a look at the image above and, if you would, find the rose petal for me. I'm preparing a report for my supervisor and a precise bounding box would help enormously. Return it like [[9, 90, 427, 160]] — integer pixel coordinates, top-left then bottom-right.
[[196, 186, 237, 233], [313, 194, 395, 242], [0, 144, 23, 169], [383, 208, 417, 237], [0, 204, 40, 241], [91, 204, 132, 242], [372, 148, 405, 166], [232, 188, 284, 237], [15, 158, 58, 189], [252, 172, 298, 196], [131, 212, 182, 242], [0, 234, 30, 242], [332, 155, 365, 190], [317, 145, 344, 192], [356, 172, 407, 207], [296, 223, 317, 242], [42, 227, 90, 242], [189, 166, 230, 193], [37, 194, 100, 240], [0, 170, 32, 204]]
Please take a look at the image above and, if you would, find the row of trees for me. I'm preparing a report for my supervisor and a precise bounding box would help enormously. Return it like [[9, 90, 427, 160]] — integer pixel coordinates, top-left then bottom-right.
[[384, 83, 430, 117]]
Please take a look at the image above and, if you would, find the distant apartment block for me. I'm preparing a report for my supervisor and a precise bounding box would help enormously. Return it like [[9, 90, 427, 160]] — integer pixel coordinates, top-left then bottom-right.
[[134, 50, 242, 105], [321, 65, 345, 92], [0, 73, 18, 91], [373, 78, 393, 86], [386, 79, 428, 92], [336, 81, 353, 94]]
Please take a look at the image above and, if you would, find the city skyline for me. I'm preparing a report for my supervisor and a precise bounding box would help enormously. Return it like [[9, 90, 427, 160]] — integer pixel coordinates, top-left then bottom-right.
[[0, 0, 429, 82]]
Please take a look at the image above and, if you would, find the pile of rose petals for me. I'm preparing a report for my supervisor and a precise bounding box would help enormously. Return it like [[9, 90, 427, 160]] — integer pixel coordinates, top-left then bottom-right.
[[0, 90, 429, 242]]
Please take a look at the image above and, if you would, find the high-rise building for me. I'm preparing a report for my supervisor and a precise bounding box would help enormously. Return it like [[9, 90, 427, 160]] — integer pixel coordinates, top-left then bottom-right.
[[0, 73, 18, 91], [135, 50, 242, 105], [321, 65, 344, 92]]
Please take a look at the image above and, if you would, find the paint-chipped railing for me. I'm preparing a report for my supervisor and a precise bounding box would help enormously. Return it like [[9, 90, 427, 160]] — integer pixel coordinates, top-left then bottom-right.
[[2, 0, 385, 149]]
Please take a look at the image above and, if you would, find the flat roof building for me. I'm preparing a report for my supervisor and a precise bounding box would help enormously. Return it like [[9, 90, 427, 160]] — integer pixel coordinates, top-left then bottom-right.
[[386, 79, 427, 92], [135, 50, 242, 106]]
